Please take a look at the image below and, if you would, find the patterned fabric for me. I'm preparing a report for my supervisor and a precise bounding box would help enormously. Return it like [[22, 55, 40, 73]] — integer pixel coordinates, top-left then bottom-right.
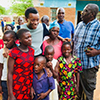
[[58, 56, 82, 100], [73, 18, 100, 69], [9, 46, 34, 100]]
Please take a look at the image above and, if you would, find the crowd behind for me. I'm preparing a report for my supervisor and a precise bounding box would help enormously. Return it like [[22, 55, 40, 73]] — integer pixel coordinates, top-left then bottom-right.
[[0, 3, 100, 100]]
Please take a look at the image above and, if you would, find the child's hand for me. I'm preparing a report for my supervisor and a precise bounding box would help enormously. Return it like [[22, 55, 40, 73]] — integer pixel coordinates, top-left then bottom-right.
[[76, 86, 79, 95], [30, 87, 35, 99], [0, 86, 3, 95], [37, 93, 46, 100], [58, 85, 62, 96], [8, 94, 16, 100], [46, 61, 52, 69], [3, 47, 10, 58]]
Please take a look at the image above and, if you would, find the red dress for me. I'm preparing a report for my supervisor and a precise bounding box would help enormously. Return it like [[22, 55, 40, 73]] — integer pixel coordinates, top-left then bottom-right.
[[9, 46, 34, 100]]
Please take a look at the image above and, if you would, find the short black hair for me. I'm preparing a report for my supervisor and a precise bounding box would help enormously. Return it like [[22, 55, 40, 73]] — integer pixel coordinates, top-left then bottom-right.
[[4, 30, 17, 39], [35, 56, 47, 64], [5, 24, 15, 30], [17, 28, 30, 39], [44, 45, 54, 54], [61, 41, 72, 50], [25, 7, 38, 18], [87, 3, 99, 18]]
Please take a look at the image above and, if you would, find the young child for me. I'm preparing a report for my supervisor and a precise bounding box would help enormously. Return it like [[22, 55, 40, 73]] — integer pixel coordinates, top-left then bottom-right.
[[7, 28, 34, 100], [44, 45, 59, 100], [0, 30, 17, 100], [32, 56, 55, 100], [57, 42, 82, 100]]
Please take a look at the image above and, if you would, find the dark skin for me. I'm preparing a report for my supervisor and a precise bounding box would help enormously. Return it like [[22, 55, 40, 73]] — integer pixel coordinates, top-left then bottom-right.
[[47, 27, 60, 45], [7, 32, 32, 100], [26, 13, 39, 29], [81, 5, 100, 57], [57, 44, 80, 95], [57, 8, 74, 44], [31, 57, 52, 100], [0, 33, 16, 95], [44, 48, 59, 78]]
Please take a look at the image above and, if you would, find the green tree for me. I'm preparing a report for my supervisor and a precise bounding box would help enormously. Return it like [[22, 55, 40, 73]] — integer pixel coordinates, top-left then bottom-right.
[[0, 5, 6, 15], [10, 0, 33, 16]]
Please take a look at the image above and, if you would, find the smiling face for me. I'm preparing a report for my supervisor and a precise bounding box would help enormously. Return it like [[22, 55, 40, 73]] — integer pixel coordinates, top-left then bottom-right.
[[49, 27, 59, 40], [19, 31, 32, 46], [57, 8, 65, 22], [34, 57, 46, 74], [26, 13, 39, 29], [3, 33, 15, 49], [62, 44, 72, 58]]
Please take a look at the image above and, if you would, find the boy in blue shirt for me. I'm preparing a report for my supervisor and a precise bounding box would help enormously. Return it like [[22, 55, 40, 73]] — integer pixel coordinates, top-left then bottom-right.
[[31, 56, 55, 100]]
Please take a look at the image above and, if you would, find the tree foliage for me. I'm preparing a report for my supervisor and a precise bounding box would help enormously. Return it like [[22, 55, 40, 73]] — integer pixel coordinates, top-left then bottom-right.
[[10, 0, 33, 16], [0, 5, 6, 15]]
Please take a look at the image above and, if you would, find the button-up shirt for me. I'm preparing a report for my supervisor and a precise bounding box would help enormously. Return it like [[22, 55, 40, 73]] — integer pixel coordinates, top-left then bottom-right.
[[73, 18, 100, 69], [33, 69, 55, 100]]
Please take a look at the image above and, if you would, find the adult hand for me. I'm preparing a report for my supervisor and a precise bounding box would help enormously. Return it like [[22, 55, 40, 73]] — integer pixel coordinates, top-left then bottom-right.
[[37, 93, 46, 100], [85, 47, 99, 57]]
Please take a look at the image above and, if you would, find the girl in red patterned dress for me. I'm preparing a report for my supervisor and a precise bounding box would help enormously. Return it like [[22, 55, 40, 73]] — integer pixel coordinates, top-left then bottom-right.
[[7, 29, 34, 100]]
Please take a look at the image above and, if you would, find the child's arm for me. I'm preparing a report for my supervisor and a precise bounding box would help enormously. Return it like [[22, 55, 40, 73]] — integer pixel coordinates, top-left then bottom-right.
[[37, 89, 52, 100], [7, 56, 16, 100], [30, 86, 35, 99], [46, 61, 59, 78], [0, 63, 3, 95], [76, 72, 80, 94]]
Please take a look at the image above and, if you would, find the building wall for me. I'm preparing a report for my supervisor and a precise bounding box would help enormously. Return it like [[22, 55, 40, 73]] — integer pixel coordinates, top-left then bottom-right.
[[34, 0, 76, 26], [35, 7, 76, 26]]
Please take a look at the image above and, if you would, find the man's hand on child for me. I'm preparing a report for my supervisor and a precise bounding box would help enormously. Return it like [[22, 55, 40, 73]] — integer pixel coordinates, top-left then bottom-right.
[[37, 93, 46, 100], [30, 87, 35, 99]]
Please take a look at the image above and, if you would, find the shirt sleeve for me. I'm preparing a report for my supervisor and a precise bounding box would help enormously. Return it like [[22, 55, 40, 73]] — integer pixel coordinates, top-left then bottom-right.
[[0, 49, 3, 63], [48, 76, 55, 90], [9, 48, 19, 59]]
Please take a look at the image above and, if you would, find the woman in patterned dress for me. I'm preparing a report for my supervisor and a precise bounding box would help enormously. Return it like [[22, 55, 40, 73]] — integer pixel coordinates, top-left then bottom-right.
[[7, 29, 34, 100], [57, 42, 82, 100]]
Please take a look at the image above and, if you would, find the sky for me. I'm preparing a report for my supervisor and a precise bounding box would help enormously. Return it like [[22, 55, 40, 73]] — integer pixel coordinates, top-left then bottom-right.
[[0, 0, 12, 9]]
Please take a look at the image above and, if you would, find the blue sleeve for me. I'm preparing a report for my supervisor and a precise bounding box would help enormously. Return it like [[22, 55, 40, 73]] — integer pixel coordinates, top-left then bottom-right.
[[70, 22, 74, 34], [48, 76, 55, 90]]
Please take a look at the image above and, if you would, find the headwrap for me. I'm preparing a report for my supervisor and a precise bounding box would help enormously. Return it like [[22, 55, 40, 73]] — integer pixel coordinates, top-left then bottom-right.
[[49, 20, 60, 30]]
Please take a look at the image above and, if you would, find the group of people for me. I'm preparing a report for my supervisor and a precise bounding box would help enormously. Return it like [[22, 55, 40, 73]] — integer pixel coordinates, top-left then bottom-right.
[[0, 3, 100, 100]]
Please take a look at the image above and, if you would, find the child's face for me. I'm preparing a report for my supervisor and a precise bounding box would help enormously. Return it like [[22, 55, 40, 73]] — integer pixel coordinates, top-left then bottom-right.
[[49, 27, 59, 39], [3, 33, 15, 49], [62, 44, 72, 58], [5, 26, 12, 31], [45, 49, 54, 61], [34, 57, 45, 74], [19, 31, 32, 46], [26, 13, 39, 29]]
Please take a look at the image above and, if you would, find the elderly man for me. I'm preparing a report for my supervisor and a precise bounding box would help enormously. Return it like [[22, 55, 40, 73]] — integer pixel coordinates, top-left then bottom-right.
[[56, 7, 74, 42], [73, 3, 100, 100]]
